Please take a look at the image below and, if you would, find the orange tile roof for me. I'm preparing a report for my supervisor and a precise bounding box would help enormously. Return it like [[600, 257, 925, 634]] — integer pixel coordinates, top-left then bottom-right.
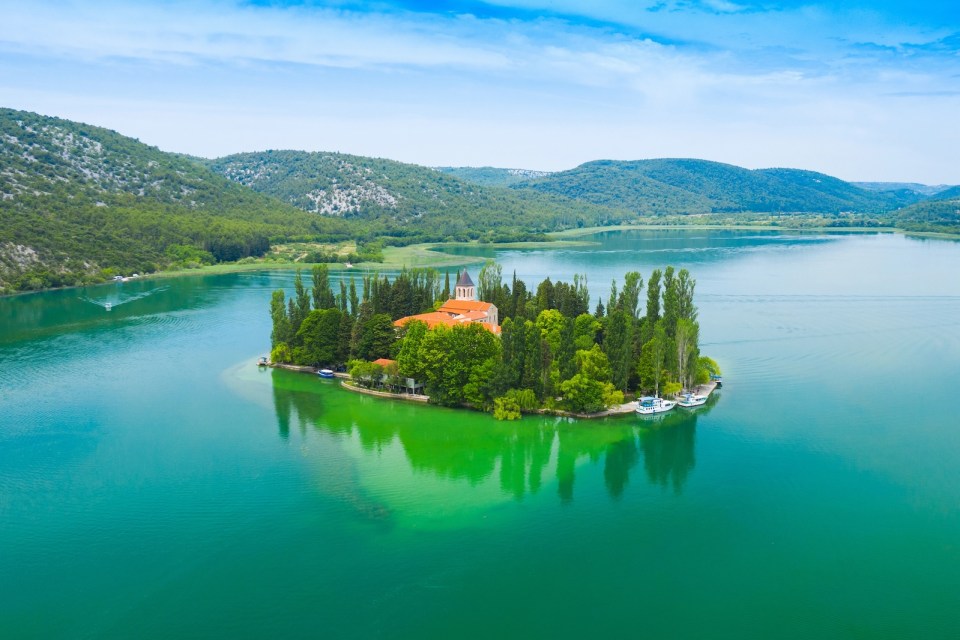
[[457, 309, 489, 321], [438, 299, 493, 313], [394, 312, 459, 330], [372, 358, 396, 367], [394, 311, 500, 334]]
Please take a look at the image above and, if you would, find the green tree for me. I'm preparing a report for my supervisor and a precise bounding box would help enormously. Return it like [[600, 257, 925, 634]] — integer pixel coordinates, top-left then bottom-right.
[[270, 289, 292, 348], [618, 271, 643, 319], [521, 319, 543, 400], [637, 320, 668, 396], [662, 266, 678, 337], [573, 312, 601, 351], [350, 301, 373, 357], [357, 313, 396, 361], [676, 268, 698, 324], [311, 264, 337, 310], [643, 268, 662, 344], [291, 269, 311, 335], [674, 318, 699, 390], [297, 308, 342, 365], [477, 259, 502, 303], [418, 323, 501, 406], [493, 395, 522, 421], [396, 320, 428, 381], [348, 277, 359, 317], [603, 309, 634, 393], [336, 311, 354, 363], [560, 345, 624, 413]]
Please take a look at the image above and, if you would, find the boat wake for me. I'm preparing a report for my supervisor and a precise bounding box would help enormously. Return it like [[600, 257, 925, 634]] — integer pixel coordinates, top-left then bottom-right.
[[80, 286, 170, 310]]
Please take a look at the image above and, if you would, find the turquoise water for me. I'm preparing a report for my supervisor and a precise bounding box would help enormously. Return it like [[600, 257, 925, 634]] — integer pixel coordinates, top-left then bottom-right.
[[2, 229, 960, 638]]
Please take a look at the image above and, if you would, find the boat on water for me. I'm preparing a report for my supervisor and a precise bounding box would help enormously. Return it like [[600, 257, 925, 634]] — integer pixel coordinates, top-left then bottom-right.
[[636, 396, 677, 415], [318, 368, 335, 378], [258, 356, 269, 366], [104, 302, 112, 311], [677, 392, 708, 408], [710, 374, 723, 387]]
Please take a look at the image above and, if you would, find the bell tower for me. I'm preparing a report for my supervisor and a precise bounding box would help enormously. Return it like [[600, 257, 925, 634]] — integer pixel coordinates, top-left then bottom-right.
[[455, 270, 476, 301]]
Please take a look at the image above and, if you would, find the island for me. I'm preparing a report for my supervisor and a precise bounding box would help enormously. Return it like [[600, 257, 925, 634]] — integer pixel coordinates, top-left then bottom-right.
[[267, 262, 720, 420]]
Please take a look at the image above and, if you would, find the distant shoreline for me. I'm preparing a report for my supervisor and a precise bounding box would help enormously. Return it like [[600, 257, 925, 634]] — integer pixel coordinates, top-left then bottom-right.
[[5, 223, 955, 298]]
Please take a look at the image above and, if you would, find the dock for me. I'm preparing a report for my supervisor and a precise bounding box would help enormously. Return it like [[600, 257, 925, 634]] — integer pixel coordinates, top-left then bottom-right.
[[601, 379, 721, 417]]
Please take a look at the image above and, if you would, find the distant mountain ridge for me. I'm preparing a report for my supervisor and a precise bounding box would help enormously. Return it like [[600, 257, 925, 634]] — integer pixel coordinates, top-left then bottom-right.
[[206, 150, 631, 241], [853, 182, 955, 197], [513, 159, 921, 214], [2, 107, 958, 295]]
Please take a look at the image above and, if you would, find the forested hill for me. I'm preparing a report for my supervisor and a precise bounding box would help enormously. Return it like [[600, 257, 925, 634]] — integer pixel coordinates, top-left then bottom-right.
[[206, 151, 629, 242], [514, 159, 919, 214], [434, 166, 551, 187], [927, 185, 960, 201], [0, 108, 350, 292], [895, 193, 960, 234], [853, 182, 954, 197]]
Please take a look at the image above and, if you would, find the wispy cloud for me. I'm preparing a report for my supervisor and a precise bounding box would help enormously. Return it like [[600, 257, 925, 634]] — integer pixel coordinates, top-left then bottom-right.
[[0, 0, 957, 182]]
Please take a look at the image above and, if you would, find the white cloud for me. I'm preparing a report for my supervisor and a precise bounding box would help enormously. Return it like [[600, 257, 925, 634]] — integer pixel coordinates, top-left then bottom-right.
[[0, 1, 957, 182]]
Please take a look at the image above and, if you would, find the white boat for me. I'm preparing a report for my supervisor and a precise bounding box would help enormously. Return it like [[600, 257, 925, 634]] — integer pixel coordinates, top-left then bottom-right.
[[318, 368, 334, 378], [636, 396, 676, 415], [677, 392, 707, 408], [104, 302, 112, 311]]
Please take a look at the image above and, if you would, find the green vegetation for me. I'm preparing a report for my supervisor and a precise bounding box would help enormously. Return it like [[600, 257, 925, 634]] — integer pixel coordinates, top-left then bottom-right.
[[434, 166, 551, 187], [0, 108, 353, 293], [206, 151, 633, 245], [4, 107, 957, 294], [269, 261, 714, 418], [515, 158, 918, 215], [895, 197, 960, 235]]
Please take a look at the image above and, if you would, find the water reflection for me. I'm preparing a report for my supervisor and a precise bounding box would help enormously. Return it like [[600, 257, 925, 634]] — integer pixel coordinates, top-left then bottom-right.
[[639, 415, 697, 494], [270, 371, 711, 502]]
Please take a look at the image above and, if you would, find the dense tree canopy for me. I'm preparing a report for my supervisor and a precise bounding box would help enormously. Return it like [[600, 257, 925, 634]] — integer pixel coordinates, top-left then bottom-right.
[[268, 262, 717, 419]]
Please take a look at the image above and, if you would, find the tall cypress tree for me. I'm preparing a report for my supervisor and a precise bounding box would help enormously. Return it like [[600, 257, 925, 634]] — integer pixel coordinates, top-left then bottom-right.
[[348, 277, 359, 317], [662, 266, 678, 337], [642, 268, 662, 346], [521, 319, 543, 400], [311, 264, 336, 310]]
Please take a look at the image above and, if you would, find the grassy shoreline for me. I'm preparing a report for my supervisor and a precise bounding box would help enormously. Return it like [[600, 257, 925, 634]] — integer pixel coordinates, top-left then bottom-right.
[[147, 238, 597, 283], [547, 223, 900, 238], [4, 223, 955, 297]]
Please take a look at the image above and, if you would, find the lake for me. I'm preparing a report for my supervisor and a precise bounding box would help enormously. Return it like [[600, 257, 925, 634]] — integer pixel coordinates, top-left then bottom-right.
[[2, 229, 960, 638]]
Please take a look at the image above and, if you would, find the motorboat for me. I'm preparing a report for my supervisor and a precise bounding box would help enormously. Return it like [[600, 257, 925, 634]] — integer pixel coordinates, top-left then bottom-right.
[[104, 302, 112, 311], [677, 392, 707, 408], [318, 369, 335, 378], [636, 396, 676, 415]]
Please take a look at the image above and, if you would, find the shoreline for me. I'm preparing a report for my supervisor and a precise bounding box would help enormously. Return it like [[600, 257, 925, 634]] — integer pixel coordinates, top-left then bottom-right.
[[266, 360, 719, 421], [7, 222, 954, 299]]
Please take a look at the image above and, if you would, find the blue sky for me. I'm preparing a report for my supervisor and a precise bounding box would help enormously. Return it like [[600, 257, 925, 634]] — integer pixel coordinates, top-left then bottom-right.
[[1, 0, 957, 182]]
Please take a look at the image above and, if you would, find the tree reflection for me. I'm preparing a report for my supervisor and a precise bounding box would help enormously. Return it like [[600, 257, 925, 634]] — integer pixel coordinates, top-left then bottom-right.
[[269, 369, 710, 502], [638, 411, 699, 494], [604, 436, 640, 499]]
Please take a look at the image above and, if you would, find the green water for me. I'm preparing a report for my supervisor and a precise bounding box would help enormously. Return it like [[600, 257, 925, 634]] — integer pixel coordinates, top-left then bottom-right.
[[3, 229, 960, 638]]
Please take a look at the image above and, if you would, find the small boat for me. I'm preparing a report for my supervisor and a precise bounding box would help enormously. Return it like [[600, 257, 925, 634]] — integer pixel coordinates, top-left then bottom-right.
[[636, 396, 677, 415], [318, 368, 334, 378], [710, 374, 723, 387], [105, 302, 112, 311], [344, 262, 353, 269], [258, 356, 269, 366], [677, 392, 707, 408]]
